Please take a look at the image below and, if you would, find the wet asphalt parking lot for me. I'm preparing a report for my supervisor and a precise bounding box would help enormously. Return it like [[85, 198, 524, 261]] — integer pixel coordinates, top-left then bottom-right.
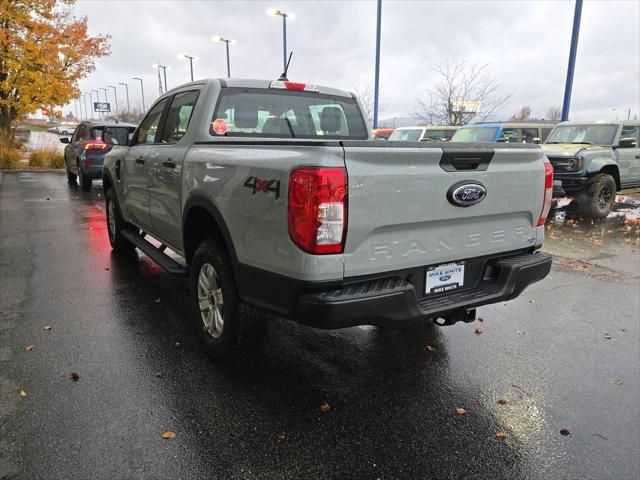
[[1, 172, 639, 480]]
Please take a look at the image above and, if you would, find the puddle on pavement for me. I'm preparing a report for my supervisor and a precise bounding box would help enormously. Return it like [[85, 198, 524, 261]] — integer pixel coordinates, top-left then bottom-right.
[[544, 193, 640, 273]]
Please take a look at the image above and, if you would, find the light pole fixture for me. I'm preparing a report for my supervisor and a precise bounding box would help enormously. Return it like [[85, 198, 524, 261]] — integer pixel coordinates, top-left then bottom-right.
[[108, 85, 119, 121], [177, 53, 196, 82], [132, 77, 146, 112], [267, 8, 294, 72], [212, 36, 235, 78], [561, 0, 583, 121], [119, 82, 131, 122], [153, 63, 169, 92], [75, 98, 81, 120]]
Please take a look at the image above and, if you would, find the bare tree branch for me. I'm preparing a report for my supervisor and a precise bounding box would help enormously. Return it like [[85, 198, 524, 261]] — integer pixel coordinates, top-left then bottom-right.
[[412, 57, 510, 126]]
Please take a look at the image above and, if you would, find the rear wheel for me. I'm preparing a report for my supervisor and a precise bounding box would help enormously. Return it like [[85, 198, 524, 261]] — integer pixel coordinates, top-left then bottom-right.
[[66, 162, 77, 184], [78, 161, 92, 191], [105, 188, 136, 252], [578, 173, 616, 218], [190, 238, 267, 362]]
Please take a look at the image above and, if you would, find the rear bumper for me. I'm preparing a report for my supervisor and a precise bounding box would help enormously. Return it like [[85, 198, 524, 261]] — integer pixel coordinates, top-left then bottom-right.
[[236, 250, 552, 329], [296, 251, 552, 328]]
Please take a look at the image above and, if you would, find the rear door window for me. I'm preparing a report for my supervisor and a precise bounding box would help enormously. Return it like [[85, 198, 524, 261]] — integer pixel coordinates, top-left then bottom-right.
[[211, 88, 367, 139]]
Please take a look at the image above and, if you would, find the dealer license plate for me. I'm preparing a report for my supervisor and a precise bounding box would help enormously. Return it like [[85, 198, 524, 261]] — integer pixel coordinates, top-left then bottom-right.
[[426, 262, 465, 294]]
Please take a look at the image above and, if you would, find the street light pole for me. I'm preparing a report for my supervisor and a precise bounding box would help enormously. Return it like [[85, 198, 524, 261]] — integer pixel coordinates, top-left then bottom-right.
[[212, 37, 235, 77], [119, 83, 131, 122], [178, 53, 196, 82], [82, 94, 89, 120], [268, 9, 293, 72], [153, 64, 168, 92], [561, 0, 583, 122], [373, 0, 382, 128], [92, 89, 101, 119], [132, 77, 145, 112], [108, 86, 119, 121], [74, 99, 80, 120], [100, 88, 109, 118], [86, 92, 95, 120]]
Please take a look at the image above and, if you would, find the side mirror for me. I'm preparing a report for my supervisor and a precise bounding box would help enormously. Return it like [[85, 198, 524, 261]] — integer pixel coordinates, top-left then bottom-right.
[[533, 137, 542, 144], [618, 137, 637, 148], [60, 137, 70, 144]]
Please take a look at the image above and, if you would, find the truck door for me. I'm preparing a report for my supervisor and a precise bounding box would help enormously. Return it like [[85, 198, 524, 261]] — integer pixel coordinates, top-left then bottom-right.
[[147, 90, 200, 250], [123, 97, 169, 229], [615, 124, 640, 186]]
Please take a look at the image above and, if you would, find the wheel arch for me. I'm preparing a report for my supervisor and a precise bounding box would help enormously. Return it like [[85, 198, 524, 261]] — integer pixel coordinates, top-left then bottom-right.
[[598, 165, 621, 190], [182, 194, 238, 267], [586, 157, 620, 190]]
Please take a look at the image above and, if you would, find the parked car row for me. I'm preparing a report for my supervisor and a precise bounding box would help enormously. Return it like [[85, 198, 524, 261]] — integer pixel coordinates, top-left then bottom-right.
[[48, 124, 78, 135]]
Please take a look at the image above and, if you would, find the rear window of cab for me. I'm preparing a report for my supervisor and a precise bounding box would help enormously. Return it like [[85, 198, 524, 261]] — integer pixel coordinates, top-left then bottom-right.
[[210, 88, 368, 140]]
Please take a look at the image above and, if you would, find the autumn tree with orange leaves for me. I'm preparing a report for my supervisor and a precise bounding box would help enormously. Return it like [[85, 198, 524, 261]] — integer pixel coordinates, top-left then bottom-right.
[[0, 0, 110, 146]]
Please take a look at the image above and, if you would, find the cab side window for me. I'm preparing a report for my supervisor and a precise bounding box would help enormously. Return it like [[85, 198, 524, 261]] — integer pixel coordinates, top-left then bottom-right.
[[619, 125, 638, 147], [500, 128, 519, 143], [136, 99, 169, 145], [541, 128, 552, 142], [74, 124, 89, 142], [160, 90, 199, 144], [522, 128, 538, 143]]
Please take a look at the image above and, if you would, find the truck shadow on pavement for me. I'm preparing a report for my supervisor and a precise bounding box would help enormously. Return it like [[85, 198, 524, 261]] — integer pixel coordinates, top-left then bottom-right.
[[106, 245, 529, 479]]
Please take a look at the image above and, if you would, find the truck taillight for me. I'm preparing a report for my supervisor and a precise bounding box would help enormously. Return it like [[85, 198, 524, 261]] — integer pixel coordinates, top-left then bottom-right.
[[537, 160, 554, 227], [288, 167, 347, 254], [82, 141, 107, 151]]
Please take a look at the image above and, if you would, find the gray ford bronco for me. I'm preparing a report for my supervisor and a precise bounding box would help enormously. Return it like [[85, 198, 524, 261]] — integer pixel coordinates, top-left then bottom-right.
[[542, 120, 640, 218], [103, 78, 552, 361]]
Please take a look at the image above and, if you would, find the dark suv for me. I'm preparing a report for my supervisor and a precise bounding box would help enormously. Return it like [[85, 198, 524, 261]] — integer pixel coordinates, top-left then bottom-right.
[[61, 121, 136, 190]]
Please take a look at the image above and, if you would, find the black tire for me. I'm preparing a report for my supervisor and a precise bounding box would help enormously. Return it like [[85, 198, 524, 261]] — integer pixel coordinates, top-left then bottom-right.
[[105, 187, 136, 252], [190, 238, 267, 362], [66, 162, 77, 184], [78, 161, 92, 191], [578, 173, 616, 219]]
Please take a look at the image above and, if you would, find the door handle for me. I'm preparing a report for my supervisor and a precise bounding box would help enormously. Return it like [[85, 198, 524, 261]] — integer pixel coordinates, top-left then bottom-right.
[[162, 159, 176, 168], [135, 157, 145, 164]]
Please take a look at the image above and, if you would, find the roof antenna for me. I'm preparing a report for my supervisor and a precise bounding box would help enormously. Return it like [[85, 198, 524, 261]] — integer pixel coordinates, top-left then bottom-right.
[[278, 52, 293, 81]]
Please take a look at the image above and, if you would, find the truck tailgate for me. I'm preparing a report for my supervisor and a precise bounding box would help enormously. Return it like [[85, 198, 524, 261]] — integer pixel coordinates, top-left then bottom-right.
[[342, 142, 545, 277]]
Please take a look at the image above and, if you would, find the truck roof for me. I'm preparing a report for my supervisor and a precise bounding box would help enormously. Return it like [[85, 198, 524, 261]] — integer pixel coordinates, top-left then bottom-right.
[[164, 78, 355, 99], [459, 122, 553, 129], [554, 120, 640, 126], [394, 125, 458, 131]]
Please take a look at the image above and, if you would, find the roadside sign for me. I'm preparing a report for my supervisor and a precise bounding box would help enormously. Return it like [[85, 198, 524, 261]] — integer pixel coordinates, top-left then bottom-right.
[[94, 102, 111, 113], [450, 101, 481, 114]]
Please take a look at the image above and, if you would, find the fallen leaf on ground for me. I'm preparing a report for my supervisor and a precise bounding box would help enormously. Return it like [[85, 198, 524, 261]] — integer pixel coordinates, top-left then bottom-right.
[[560, 428, 571, 436], [617, 380, 624, 385], [497, 399, 508, 405], [496, 431, 508, 439], [474, 325, 483, 335], [603, 334, 612, 340], [424, 345, 437, 353], [19, 389, 28, 398], [25, 345, 33, 352], [320, 402, 331, 413], [456, 407, 467, 415], [593, 432, 608, 441], [162, 431, 176, 439], [516, 330, 525, 336], [70, 372, 80, 381], [43, 325, 52, 331], [477, 316, 484, 322]]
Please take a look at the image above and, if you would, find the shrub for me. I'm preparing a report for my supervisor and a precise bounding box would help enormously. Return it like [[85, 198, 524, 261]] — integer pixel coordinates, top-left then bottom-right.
[[29, 149, 65, 169], [29, 150, 47, 168], [0, 148, 21, 169]]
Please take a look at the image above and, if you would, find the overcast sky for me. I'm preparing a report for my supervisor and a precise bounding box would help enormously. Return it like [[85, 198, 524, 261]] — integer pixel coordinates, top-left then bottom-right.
[[67, 0, 640, 123]]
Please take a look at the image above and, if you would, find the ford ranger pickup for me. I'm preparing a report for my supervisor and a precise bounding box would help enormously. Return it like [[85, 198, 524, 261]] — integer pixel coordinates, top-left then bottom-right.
[[102, 78, 553, 361]]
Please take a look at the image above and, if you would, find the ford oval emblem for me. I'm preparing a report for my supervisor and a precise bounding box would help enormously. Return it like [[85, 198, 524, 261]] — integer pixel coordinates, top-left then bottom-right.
[[439, 274, 451, 282], [447, 181, 487, 207]]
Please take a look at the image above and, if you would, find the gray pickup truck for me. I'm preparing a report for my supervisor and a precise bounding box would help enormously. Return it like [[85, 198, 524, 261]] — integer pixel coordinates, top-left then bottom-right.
[[542, 120, 640, 218], [103, 78, 552, 361]]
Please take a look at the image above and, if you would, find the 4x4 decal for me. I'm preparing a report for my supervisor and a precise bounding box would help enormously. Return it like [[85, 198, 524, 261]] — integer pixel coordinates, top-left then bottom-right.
[[244, 177, 281, 199]]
